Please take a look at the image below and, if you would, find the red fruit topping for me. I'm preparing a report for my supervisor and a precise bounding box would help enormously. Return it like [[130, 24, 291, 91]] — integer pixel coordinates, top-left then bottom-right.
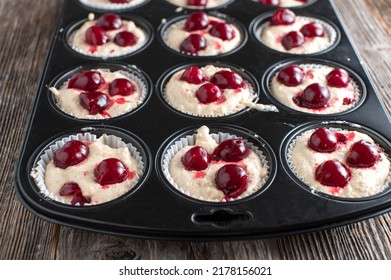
[[260, 0, 280, 6], [114, 31, 138, 47], [184, 12, 209, 31], [71, 192, 91, 206], [94, 158, 129, 185], [210, 70, 244, 89], [79, 91, 109, 115], [277, 65, 304, 86], [346, 140, 381, 168], [209, 22, 235, 41], [181, 146, 210, 171], [95, 13, 122, 31], [53, 140, 89, 169], [215, 164, 248, 198], [296, 83, 330, 109], [85, 26, 108, 46], [195, 83, 223, 104], [270, 9, 296, 25], [59, 182, 81, 196], [281, 31, 304, 50], [68, 71, 103, 91], [326, 68, 350, 88], [109, 78, 134, 96], [300, 22, 325, 37], [315, 160, 351, 188], [308, 128, 338, 153], [109, 0, 130, 3], [180, 34, 207, 55], [187, 0, 207, 6], [213, 139, 249, 162], [180, 66, 207, 84]]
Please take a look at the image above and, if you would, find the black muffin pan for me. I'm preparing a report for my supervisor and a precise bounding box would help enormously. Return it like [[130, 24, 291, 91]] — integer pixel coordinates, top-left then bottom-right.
[[14, 0, 391, 240]]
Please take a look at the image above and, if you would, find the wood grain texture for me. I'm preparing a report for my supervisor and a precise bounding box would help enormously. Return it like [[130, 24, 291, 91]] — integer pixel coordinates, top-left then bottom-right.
[[0, 0, 390, 260]]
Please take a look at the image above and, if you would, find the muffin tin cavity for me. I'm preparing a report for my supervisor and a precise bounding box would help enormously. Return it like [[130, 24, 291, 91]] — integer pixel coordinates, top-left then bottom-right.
[[255, 0, 317, 8], [165, 0, 235, 10], [262, 58, 366, 115], [77, 0, 151, 12], [65, 13, 153, 59], [250, 10, 340, 55], [48, 63, 152, 121], [157, 61, 260, 119], [159, 12, 247, 57], [29, 126, 152, 207], [157, 125, 276, 204], [281, 121, 391, 201]]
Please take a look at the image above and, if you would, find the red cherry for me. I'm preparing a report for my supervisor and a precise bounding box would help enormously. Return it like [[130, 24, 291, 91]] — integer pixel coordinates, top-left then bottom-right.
[[180, 34, 207, 55], [215, 164, 248, 198], [68, 71, 103, 91], [94, 158, 129, 185], [79, 91, 109, 115], [277, 65, 304, 86], [85, 26, 108, 46], [184, 12, 209, 31], [210, 70, 244, 89], [326, 69, 350, 88], [213, 139, 249, 162], [114, 31, 138, 47], [53, 140, 89, 169], [270, 9, 296, 26], [109, 78, 134, 96], [281, 31, 304, 50], [346, 140, 381, 168], [95, 13, 122, 31], [181, 146, 210, 171], [59, 182, 81, 196], [260, 0, 280, 6], [71, 192, 91, 206], [180, 66, 207, 84], [308, 128, 338, 153], [187, 0, 207, 6], [300, 22, 325, 37], [297, 83, 330, 109], [209, 22, 235, 41], [195, 83, 223, 104], [109, 0, 130, 3], [315, 160, 351, 188]]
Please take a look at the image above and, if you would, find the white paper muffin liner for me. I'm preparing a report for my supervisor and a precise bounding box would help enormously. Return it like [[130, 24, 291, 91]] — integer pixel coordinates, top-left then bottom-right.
[[258, 16, 338, 54], [30, 132, 145, 205], [268, 63, 362, 114], [78, 0, 148, 11], [52, 67, 149, 120], [254, 0, 316, 8], [162, 130, 270, 202], [286, 127, 391, 198]]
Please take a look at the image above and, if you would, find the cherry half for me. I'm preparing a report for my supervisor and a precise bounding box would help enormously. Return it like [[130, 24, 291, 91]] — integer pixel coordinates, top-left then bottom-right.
[[85, 26, 108, 46], [195, 83, 223, 104], [277, 65, 304, 86], [281, 31, 304, 50], [79, 91, 109, 115], [209, 22, 235, 41], [59, 182, 90, 206], [94, 158, 129, 185], [346, 140, 381, 168], [180, 66, 207, 84], [184, 12, 209, 31], [326, 68, 350, 88], [210, 70, 244, 89], [68, 70, 103, 91], [212, 139, 249, 162], [260, 0, 280, 6], [187, 0, 207, 6], [296, 83, 330, 109], [109, 0, 130, 3], [109, 78, 134, 96], [180, 34, 207, 55], [53, 140, 89, 169], [181, 146, 210, 171], [114, 31, 138, 47], [95, 13, 122, 31], [300, 22, 325, 37], [315, 160, 351, 188], [215, 164, 248, 199], [270, 9, 296, 26], [308, 128, 338, 153]]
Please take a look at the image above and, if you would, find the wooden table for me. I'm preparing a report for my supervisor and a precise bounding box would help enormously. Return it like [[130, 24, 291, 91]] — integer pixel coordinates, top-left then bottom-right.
[[1, 0, 390, 260]]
